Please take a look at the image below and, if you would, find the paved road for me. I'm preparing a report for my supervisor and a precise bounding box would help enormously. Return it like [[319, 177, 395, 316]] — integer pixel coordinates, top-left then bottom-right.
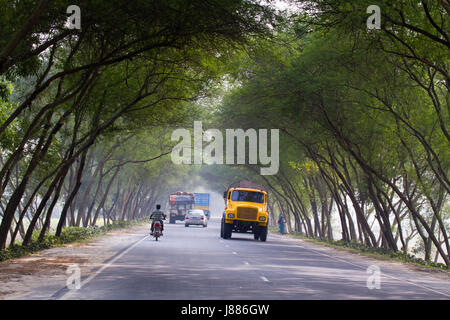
[[56, 218, 450, 300]]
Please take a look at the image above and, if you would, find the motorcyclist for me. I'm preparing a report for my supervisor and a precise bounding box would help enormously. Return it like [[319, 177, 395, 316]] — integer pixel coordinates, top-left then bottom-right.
[[150, 204, 166, 235]]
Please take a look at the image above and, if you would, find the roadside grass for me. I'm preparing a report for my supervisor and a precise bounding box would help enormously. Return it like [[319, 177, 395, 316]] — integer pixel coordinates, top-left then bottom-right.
[[268, 227, 450, 272], [0, 218, 149, 262]]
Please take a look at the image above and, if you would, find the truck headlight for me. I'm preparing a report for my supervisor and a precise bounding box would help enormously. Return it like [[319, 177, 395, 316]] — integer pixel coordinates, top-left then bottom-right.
[[227, 213, 234, 218], [259, 216, 266, 221]]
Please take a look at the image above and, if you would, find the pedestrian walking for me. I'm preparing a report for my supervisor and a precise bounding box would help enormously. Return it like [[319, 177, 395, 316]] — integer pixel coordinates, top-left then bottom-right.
[[277, 214, 285, 234]]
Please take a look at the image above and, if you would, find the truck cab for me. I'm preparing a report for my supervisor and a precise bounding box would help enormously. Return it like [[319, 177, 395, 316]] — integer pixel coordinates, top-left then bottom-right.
[[194, 193, 211, 220], [169, 192, 195, 224], [221, 183, 269, 241]]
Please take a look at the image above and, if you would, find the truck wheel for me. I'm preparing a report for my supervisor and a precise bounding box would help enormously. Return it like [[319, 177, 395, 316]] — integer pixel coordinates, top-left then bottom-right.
[[259, 226, 267, 242], [253, 225, 260, 240], [224, 223, 232, 239]]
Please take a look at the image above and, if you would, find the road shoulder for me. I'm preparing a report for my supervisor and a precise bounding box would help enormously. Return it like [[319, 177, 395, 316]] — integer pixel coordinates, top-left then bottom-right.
[[0, 224, 150, 300], [268, 231, 450, 284]]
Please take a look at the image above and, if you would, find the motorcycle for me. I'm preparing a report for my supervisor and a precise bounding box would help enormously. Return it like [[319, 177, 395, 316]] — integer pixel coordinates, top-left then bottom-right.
[[152, 221, 163, 241]]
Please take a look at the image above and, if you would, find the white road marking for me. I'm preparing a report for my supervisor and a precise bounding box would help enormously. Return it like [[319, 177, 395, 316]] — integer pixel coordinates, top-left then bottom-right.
[[232, 251, 237, 255], [260, 276, 270, 282], [244, 261, 250, 265], [59, 235, 149, 300]]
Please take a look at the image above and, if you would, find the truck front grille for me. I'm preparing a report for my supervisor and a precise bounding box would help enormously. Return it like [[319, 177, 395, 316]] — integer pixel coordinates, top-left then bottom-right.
[[237, 207, 258, 220]]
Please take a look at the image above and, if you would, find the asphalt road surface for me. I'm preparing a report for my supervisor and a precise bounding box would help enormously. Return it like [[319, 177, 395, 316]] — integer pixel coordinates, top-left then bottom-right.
[[55, 218, 450, 300]]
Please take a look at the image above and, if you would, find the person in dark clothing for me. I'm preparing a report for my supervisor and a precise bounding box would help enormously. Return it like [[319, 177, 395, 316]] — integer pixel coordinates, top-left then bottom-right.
[[150, 204, 166, 235]]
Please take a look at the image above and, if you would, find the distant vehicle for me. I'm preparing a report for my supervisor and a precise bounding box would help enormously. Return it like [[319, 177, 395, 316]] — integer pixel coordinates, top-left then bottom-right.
[[185, 209, 208, 228], [169, 192, 195, 224], [194, 193, 211, 220], [221, 180, 269, 241]]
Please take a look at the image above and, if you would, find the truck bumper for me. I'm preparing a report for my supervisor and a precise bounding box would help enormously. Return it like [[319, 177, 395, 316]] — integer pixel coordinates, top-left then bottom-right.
[[225, 219, 267, 226], [225, 220, 267, 233]]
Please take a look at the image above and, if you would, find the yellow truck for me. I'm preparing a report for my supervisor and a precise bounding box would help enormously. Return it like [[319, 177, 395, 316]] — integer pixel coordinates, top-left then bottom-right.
[[220, 180, 269, 241]]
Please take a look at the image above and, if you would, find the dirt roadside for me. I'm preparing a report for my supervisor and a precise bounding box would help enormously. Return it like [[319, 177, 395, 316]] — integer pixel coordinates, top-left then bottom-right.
[[0, 224, 150, 300]]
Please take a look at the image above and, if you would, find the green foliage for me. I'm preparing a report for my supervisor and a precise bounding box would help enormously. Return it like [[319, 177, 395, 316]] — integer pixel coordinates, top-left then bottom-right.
[[0, 0, 448, 267], [210, 5, 449, 265], [0, 77, 20, 149]]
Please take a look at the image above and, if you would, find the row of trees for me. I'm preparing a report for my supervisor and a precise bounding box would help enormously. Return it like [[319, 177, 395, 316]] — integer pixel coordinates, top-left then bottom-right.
[[1, 0, 448, 267], [204, 1, 449, 265], [2, 131, 169, 244], [0, 0, 276, 250]]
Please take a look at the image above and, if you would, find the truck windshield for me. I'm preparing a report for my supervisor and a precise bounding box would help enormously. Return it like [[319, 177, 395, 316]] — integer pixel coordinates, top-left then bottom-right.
[[231, 190, 264, 203]]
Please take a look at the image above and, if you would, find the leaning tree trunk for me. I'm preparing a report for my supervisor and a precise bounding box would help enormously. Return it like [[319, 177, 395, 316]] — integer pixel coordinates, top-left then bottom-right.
[[55, 150, 88, 237]]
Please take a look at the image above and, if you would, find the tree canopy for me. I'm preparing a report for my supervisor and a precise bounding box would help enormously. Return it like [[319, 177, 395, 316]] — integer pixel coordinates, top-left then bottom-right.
[[0, 0, 448, 267]]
